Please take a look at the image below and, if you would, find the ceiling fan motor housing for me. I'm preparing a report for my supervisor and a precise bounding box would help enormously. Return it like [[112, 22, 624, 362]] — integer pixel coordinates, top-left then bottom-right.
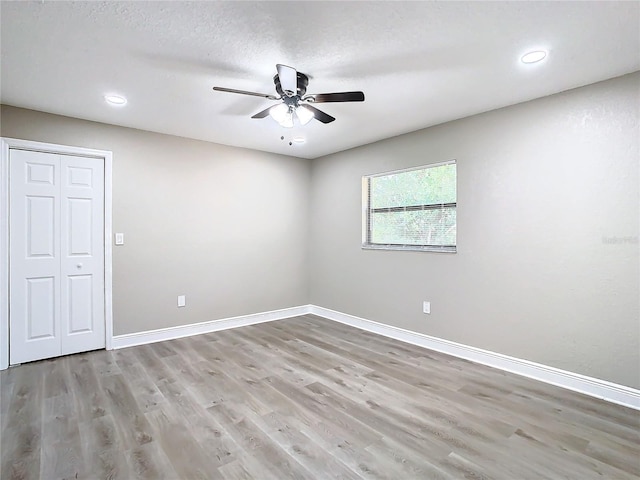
[[274, 72, 309, 97]]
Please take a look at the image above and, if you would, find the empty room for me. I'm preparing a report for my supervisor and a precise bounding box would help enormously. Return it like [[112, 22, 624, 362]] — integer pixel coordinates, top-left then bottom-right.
[[1, 1, 639, 479]]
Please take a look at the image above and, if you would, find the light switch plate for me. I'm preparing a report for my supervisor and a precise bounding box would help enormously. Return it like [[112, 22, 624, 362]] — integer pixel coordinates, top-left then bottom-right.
[[115, 233, 124, 245], [177, 295, 186, 307], [423, 301, 431, 314]]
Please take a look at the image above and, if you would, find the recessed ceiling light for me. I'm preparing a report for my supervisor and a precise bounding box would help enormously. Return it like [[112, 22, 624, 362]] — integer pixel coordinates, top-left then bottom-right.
[[104, 94, 127, 106], [521, 50, 547, 64]]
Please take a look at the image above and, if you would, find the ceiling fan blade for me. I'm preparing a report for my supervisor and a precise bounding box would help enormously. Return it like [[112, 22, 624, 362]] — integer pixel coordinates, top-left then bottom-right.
[[251, 106, 272, 119], [213, 86, 279, 100], [276, 64, 297, 96], [311, 91, 365, 103], [304, 105, 335, 124]]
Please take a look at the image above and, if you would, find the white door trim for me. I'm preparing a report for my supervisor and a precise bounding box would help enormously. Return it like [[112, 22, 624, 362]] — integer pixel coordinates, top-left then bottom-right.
[[0, 137, 113, 370]]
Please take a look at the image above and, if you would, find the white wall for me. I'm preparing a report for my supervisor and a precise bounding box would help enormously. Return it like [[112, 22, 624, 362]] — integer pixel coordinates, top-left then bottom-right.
[[309, 72, 640, 388], [1, 106, 311, 335]]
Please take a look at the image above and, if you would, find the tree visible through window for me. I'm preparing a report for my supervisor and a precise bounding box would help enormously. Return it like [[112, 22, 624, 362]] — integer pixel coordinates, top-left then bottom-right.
[[362, 161, 456, 252]]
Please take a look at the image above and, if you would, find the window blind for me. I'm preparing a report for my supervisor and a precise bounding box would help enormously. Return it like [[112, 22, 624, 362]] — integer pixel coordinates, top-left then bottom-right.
[[363, 161, 457, 252]]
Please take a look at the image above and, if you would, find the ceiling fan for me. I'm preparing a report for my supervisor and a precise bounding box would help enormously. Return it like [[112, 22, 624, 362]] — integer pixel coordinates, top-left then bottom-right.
[[213, 64, 365, 127]]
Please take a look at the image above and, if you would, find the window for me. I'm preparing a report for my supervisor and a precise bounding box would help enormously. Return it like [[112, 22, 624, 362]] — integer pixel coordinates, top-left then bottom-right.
[[362, 161, 457, 252]]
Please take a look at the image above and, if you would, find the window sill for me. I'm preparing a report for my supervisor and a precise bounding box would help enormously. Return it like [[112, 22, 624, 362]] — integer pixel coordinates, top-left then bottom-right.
[[362, 244, 456, 253]]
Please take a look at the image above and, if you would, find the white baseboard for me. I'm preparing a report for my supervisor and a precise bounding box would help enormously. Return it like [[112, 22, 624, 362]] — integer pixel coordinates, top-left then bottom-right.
[[111, 305, 311, 350], [110, 303, 639, 410], [308, 305, 640, 411]]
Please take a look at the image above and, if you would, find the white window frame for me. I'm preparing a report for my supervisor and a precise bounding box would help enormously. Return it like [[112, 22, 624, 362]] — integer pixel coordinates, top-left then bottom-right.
[[362, 160, 457, 253]]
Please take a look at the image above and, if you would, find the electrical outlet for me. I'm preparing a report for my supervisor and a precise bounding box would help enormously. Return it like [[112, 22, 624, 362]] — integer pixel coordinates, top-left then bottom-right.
[[423, 301, 431, 314], [177, 295, 186, 307]]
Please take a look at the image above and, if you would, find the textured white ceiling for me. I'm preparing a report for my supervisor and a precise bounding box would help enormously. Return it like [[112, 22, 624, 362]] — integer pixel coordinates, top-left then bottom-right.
[[1, 1, 639, 159]]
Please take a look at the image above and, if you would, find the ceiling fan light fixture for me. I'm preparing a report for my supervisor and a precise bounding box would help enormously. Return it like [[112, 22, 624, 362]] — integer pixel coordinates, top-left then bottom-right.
[[269, 103, 289, 123], [296, 105, 314, 125], [269, 103, 295, 128], [280, 112, 294, 128]]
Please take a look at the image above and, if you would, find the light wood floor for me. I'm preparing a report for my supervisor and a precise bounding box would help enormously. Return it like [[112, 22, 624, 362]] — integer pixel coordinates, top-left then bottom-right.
[[1, 315, 639, 480]]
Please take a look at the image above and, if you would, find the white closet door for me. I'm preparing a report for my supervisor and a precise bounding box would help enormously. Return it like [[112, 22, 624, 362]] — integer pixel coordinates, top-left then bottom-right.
[[10, 150, 62, 363], [9, 149, 105, 364], [60, 154, 105, 355]]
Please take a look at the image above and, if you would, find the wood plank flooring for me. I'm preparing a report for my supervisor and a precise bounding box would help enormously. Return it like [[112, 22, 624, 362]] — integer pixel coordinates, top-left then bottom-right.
[[1, 315, 639, 479]]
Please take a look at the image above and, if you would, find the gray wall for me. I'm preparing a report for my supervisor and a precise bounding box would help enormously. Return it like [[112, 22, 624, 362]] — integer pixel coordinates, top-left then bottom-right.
[[2, 73, 638, 389], [309, 72, 640, 388], [1, 105, 311, 335]]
